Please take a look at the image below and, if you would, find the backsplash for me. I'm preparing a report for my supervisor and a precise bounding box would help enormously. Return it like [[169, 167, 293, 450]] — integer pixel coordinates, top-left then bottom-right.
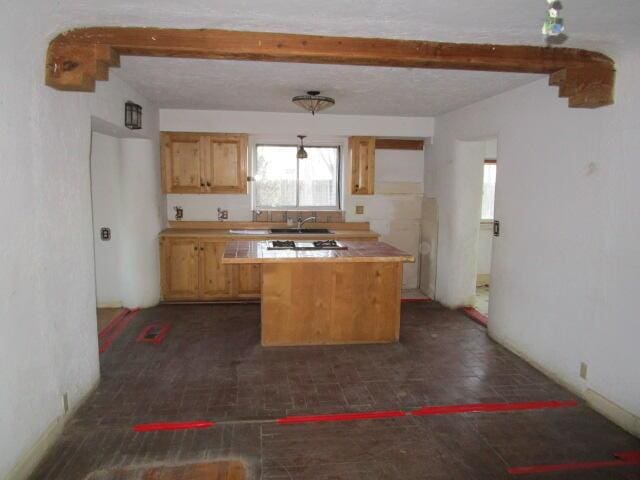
[[252, 210, 345, 223]]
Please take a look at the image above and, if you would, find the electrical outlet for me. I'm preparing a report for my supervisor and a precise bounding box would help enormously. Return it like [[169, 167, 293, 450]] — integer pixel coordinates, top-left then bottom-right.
[[62, 392, 69, 414], [579, 362, 588, 380], [100, 227, 111, 241], [355, 205, 364, 215], [217, 207, 229, 220]]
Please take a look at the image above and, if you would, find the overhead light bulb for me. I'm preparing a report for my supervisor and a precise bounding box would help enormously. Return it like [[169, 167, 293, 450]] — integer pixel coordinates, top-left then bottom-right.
[[297, 135, 308, 159]]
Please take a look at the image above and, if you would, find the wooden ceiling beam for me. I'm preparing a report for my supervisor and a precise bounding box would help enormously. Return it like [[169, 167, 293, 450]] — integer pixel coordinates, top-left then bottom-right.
[[45, 27, 616, 108]]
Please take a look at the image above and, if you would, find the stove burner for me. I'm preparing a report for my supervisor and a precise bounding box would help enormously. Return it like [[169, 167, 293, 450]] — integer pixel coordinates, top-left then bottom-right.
[[313, 240, 339, 248], [272, 240, 296, 248]]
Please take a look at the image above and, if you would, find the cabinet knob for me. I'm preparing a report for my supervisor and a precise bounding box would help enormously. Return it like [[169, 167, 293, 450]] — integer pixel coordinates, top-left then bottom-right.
[[200, 182, 205, 187], [194, 245, 198, 251], [206, 182, 211, 187]]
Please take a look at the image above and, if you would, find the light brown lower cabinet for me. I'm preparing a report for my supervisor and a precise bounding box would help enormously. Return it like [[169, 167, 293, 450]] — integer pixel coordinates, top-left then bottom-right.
[[160, 237, 261, 301], [160, 237, 200, 300]]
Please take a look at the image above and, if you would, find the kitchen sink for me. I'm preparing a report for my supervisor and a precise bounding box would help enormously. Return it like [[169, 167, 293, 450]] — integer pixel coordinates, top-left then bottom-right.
[[269, 228, 333, 234]]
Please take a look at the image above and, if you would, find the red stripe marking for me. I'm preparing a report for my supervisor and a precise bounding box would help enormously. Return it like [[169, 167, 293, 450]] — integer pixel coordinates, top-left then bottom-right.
[[277, 410, 405, 425], [136, 323, 172, 344], [98, 308, 131, 339], [99, 308, 140, 354], [508, 451, 640, 475], [616, 451, 640, 462], [401, 297, 432, 303], [411, 400, 578, 416], [459, 307, 488, 326], [133, 420, 215, 432]]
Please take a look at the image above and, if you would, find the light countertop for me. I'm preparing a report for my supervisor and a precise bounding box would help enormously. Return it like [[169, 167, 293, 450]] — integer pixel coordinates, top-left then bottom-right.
[[160, 228, 379, 240]]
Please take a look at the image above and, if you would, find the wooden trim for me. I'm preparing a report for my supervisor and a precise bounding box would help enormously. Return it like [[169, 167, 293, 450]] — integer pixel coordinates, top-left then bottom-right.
[[375, 139, 424, 151], [45, 27, 615, 108], [484, 158, 497, 164]]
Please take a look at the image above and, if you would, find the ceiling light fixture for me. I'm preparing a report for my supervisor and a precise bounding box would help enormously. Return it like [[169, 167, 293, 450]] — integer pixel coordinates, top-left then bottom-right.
[[297, 135, 308, 159], [292, 91, 335, 115]]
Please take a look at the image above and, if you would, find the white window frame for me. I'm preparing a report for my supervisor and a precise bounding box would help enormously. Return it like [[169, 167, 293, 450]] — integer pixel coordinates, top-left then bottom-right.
[[250, 135, 345, 211]]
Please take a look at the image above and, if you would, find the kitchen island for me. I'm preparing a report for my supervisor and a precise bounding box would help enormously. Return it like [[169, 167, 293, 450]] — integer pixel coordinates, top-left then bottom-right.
[[222, 240, 414, 346]]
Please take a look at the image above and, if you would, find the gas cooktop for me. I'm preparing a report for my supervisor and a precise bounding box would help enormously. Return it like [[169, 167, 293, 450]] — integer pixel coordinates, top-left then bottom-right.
[[267, 240, 348, 250]]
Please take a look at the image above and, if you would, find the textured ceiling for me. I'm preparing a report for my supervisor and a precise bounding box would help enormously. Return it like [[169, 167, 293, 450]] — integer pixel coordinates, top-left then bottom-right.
[[113, 57, 542, 116], [46, 0, 640, 115]]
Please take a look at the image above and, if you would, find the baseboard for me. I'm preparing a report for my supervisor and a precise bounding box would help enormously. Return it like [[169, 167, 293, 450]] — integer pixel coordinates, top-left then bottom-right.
[[488, 329, 639, 439], [585, 388, 640, 438], [97, 301, 123, 309], [6, 378, 100, 480], [6, 416, 65, 480]]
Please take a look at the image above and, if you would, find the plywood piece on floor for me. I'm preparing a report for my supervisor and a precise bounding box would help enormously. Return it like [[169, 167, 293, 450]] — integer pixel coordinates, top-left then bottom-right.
[[97, 308, 124, 332]]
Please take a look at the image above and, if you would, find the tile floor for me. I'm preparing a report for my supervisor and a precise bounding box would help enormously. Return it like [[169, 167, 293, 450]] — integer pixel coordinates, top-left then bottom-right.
[[32, 303, 639, 479]]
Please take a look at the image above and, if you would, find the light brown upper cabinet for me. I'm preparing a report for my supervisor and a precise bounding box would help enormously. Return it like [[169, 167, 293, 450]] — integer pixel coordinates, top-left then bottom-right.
[[161, 132, 203, 193], [161, 132, 248, 194], [201, 134, 248, 194], [349, 136, 375, 195]]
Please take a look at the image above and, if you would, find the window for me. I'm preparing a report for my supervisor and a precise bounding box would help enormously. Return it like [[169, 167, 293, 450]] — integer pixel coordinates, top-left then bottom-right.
[[481, 162, 496, 220], [254, 144, 340, 209]]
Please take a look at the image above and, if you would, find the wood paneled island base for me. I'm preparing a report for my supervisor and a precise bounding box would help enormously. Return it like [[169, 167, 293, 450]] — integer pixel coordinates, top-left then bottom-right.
[[222, 240, 414, 346]]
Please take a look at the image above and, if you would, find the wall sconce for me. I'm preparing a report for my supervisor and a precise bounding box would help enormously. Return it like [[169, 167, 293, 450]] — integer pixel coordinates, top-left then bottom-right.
[[124, 101, 142, 130]]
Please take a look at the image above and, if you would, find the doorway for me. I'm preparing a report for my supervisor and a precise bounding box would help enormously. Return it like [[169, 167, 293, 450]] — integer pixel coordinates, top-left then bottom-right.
[[89, 130, 126, 333], [473, 139, 497, 317]]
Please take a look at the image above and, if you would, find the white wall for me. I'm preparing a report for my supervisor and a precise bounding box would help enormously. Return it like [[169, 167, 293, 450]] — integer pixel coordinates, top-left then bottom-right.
[[345, 149, 424, 288], [426, 50, 640, 433], [0, 5, 160, 477], [119, 138, 164, 308], [160, 109, 433, 137], [90, 133, 123, 307], [161, 109, 431, 288]]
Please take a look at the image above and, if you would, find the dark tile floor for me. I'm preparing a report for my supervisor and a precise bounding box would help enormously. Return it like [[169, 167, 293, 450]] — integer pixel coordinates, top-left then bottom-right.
[[32, 303, 639, 479]]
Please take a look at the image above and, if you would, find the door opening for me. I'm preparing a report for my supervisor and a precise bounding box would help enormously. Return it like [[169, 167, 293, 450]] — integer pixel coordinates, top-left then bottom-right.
[[474, 140, 497, 317]]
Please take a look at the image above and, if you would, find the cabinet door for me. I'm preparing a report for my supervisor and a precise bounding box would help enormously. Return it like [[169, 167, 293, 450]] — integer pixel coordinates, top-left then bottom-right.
[[234, 264, 261, 298], [202, 134, 248, 194], [161, 132, 204, 193], [160, 237, 200, 300], [349, 136, 375, 194], [199, 240, 233, 299]]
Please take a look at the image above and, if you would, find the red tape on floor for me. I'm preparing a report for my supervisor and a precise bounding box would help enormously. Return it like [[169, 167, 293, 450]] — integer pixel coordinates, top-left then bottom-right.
[[459, 307, 488, 327], [133, 421, 215, 432], [508, 451, 640, 475], [136, 323, 172, 344], [99, 308, 140, 354], [277, 410, 406, 425], [133, 400, 579, 432], [411, 400, 578, 416]]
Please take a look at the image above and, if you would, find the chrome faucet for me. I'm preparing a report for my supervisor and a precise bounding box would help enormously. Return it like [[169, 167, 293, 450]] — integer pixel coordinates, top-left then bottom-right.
[[297, 216, 316, 230]]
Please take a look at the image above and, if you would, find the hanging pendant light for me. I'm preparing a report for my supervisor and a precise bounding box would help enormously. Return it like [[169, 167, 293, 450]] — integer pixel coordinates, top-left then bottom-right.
[[292, 91, 335, 115], [297, 135, 308, 159]]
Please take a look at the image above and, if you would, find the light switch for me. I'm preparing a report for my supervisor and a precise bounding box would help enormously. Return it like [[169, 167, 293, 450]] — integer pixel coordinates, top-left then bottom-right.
[[100, 227, 111, 241]]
